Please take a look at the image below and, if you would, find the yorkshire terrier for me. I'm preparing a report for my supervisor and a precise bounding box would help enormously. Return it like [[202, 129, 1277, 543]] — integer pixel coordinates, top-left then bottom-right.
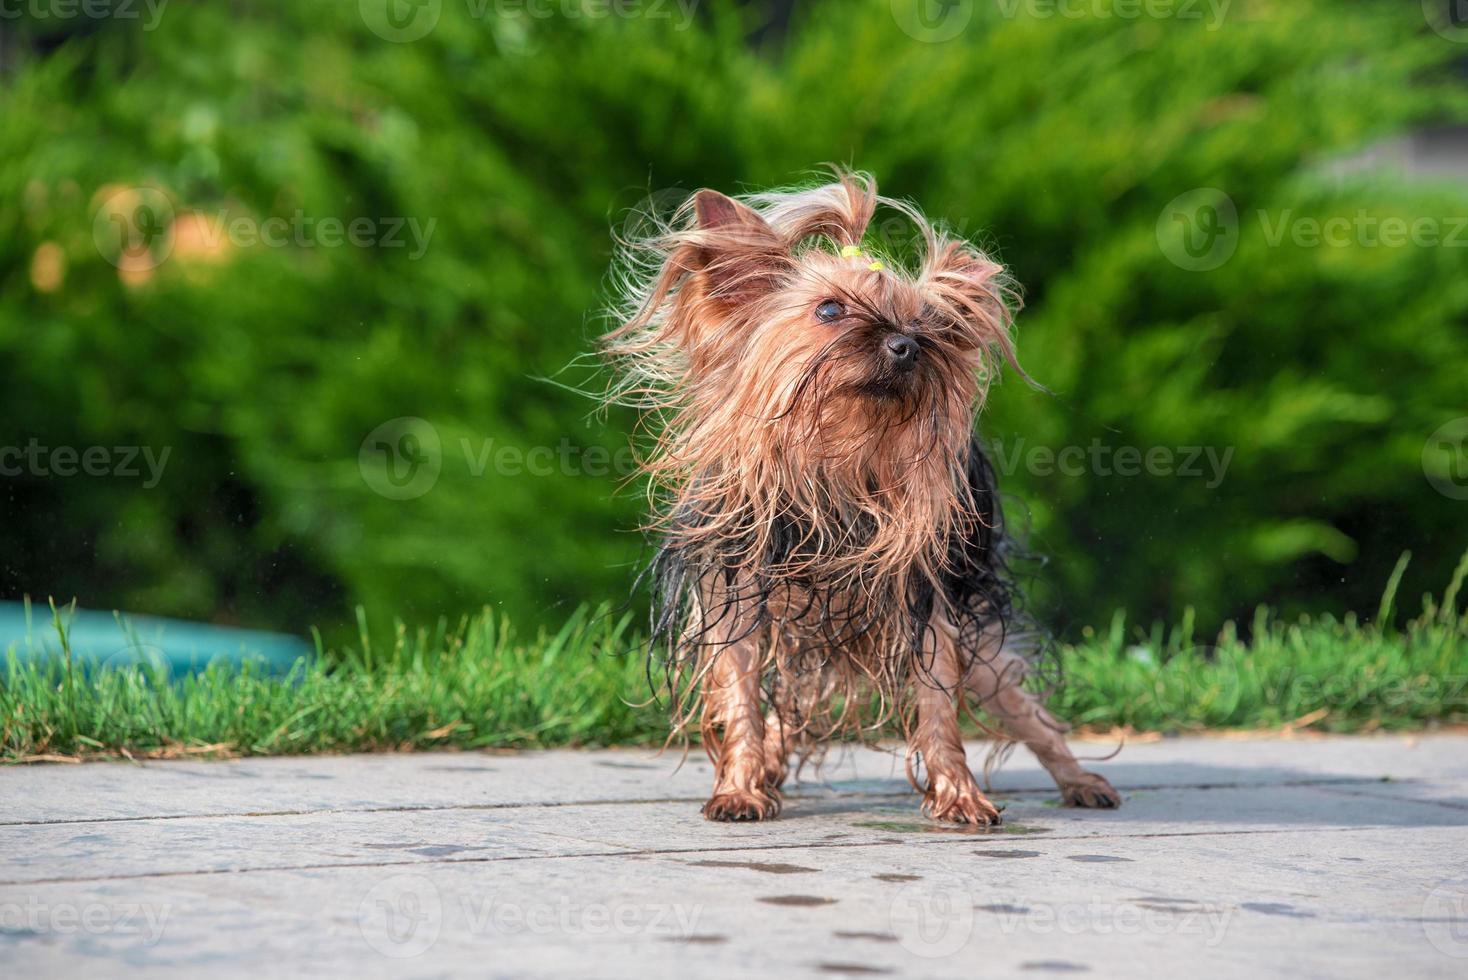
[[602, 171, 1120, 823]]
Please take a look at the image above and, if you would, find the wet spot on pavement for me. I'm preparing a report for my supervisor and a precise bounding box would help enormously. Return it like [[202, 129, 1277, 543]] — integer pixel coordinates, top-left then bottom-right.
[[689, 860, 819, 875], [854, 821, 1046, 837], [817, 964, 893, 975], [758, 895, 839, 907], [1066, 855, 1133, 863], [1242, 902, 1315, 918], [1132, 897, 1213, 913], [1021, 962, 1091, 973], [424, 765, 497, 773]]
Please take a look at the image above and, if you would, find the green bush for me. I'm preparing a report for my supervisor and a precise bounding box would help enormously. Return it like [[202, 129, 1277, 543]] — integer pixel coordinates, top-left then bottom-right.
[[2, 1, 1465, 641]]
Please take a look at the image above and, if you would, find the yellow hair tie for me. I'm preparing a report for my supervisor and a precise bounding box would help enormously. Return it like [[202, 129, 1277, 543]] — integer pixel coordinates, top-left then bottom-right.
[[840, 243, 885, 271]]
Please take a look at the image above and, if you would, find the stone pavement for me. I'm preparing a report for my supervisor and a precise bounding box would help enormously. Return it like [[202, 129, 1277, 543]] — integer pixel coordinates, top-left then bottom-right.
[[3, 734, 1468, 978]]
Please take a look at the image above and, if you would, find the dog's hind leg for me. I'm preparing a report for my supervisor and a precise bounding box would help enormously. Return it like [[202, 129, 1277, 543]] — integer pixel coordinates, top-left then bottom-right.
[[761, 683, 793, 792], [759, 666, 828, 791], [962, 632, 1121, 809]]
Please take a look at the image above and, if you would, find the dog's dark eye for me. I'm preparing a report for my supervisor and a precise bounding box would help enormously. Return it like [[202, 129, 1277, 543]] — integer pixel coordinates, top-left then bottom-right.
[[815, 300, 845, 323]]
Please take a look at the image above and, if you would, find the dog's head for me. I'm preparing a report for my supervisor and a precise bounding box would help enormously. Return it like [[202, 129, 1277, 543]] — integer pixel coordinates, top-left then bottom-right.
[[605, 172, 1020, 481]]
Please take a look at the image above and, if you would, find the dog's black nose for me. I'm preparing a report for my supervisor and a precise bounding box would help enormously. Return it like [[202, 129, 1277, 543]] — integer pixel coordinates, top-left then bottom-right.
[[884, 334, 920, 371]]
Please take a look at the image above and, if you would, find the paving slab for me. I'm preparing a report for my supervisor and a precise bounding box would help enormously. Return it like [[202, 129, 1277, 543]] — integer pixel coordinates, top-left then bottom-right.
[[3, 734, 1468, 978]]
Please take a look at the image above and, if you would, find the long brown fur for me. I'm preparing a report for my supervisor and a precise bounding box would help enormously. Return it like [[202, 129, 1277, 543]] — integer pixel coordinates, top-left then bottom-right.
[[601, 170, 1119, 822]]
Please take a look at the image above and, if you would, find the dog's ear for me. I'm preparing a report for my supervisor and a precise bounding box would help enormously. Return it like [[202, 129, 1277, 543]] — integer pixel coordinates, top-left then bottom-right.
[[689, 190, 787, 303], [693, 190, 762, 234], [924, 239, 1015, 351]]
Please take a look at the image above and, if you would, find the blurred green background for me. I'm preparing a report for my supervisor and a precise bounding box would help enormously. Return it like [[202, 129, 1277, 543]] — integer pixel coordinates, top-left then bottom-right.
[[3, 0, 1467, 646]]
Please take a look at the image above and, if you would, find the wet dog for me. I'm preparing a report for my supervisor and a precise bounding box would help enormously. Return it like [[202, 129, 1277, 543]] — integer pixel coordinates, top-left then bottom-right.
[[601, 171, 1119, 822]]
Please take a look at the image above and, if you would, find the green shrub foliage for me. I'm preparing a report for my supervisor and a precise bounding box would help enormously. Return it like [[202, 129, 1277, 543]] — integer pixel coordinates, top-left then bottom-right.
[[3, 1, 1465, 639]]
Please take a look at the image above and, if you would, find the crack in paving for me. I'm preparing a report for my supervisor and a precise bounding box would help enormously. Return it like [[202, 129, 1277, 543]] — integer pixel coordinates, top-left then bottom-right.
[[0, 823, 1428, 889], [0, 775, 1399, 828], [1313, 784, 1468, 812]]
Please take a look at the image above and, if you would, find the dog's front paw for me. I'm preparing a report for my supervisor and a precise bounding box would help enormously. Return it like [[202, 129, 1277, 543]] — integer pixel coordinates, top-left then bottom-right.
[[921, 776, 1002, 826], [703, 788, 781, 822], [1060, 771, 1121, 809]]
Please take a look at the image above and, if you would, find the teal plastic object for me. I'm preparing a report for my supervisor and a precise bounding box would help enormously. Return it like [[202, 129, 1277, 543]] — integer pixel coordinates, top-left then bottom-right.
[[0, 601, 311, 678]]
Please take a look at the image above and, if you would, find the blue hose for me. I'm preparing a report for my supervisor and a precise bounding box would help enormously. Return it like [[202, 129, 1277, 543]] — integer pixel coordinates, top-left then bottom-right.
[[0, 601, 311, 678]]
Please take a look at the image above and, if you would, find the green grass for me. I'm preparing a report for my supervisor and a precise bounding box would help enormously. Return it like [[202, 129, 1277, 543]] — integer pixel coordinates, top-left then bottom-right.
[[4, 553, 1466, 762]]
